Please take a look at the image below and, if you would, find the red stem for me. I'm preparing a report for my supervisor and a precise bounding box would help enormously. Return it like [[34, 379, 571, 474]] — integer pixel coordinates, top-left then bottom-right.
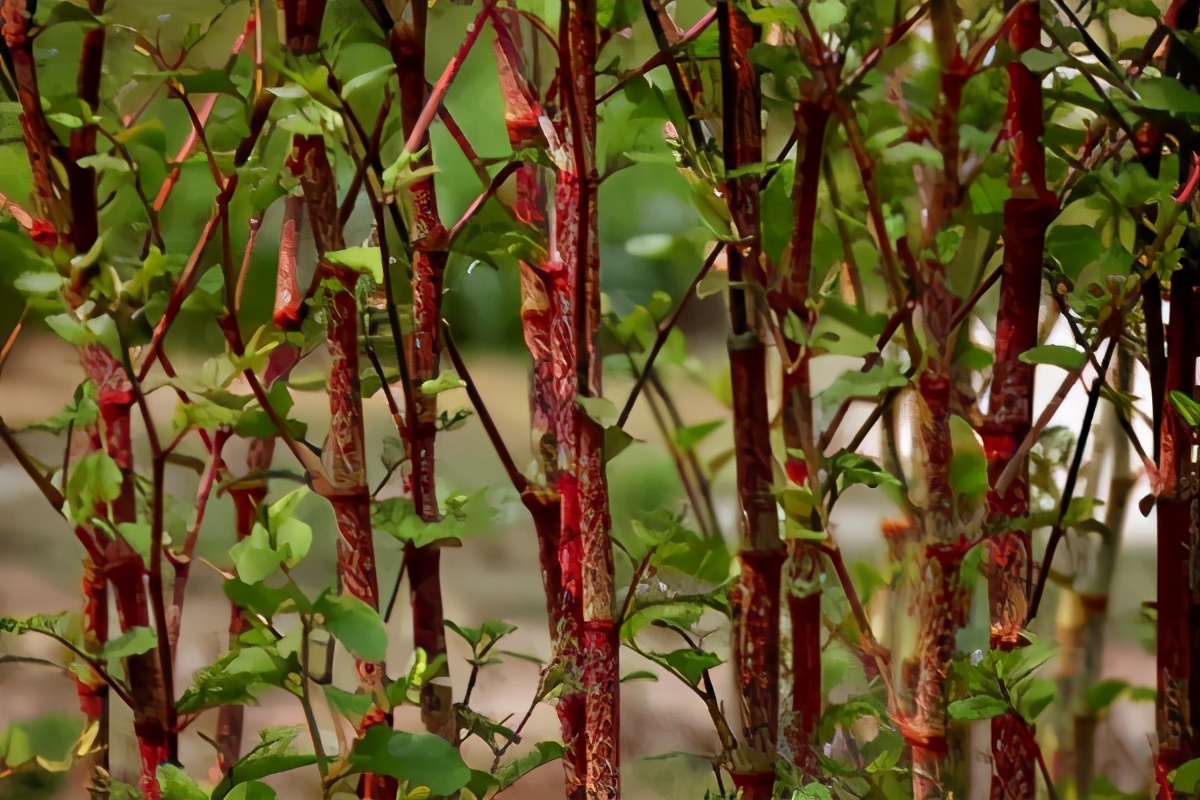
[[389, 0, 455, 743], [976, 3, 1058, 796], [550, 1, 618, 796], [718, 6, 781, 793], [273, 194, 305, 330], [283, 10, 391, 795]]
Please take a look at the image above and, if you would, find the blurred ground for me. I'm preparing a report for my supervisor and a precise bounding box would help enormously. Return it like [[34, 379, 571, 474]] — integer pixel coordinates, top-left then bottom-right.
[[0, 331, 1160, 798]]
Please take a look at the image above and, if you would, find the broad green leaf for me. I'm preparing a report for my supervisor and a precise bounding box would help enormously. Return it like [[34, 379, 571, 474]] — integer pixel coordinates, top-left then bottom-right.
[[1015, 677, 1056, 722], [1085, 678, 1130, 715], [672, 420, 723, 450], [949, 415, 989, 499], [650, 648, 721, 686], [177, 646, 294, 713], [326, 247, 383, 283], [225, 782, 276, 800], [347, 726, 471, 795], [1019, 344, 1086, 371], [158, 764, 207, 799], [66, 452, 124, 522], [494, 741, 565, 790], [229, 526, 284, 584], [323, 685, 374, 723], [14, 271, 63, 295], [314, 591, 387, 663], [794, 783, 834, 800], [211, 726, 318, 800], [819, 361, 909, 414], [947, 694, 1008, 721], [102, 627, 157, 665], [695, 270, 729, 299], [620, 600, 706, 641], [1173, 758, 1200, 794], [1136, 76, 1200, 116]]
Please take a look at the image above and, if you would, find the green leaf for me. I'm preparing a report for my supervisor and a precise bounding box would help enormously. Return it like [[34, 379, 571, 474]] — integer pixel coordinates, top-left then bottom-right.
[[420, 370, 466, 396], [949, 415, 989, 499], [1111, 0, 1159, 15], [323, 685, 374, 724], [177, 646, 292, 713], [1135, 76, 1200, 116], [225, 782, 277, 800], [1169, 390, 1200, 428], [102, 627, 157, 666], [1020, 50, 1069, 73], [996, 636, 1057, 683], [832, 452, 901, 491], [620, 600, 706, 640], [76, 154, 132, 173], [695, 270, 729, 299], [494, 741, 565, 790], [157, 764, 206, 800], [211, 726, 318, 800], [794, 783, 834, 800], [819, 361, 909, 414], [1019, 344, 1086, 371], [314, 591, 387, 663], [1173, 758, 1200, 794], [347, 726, 471, 795], [325, 247, 383, 283], [619, 670, 659, 683], [807, 0, 846, 30], [1015, 677, 1056, 722], [672, 419, 723, 450], [1085, 678, 1129, 715], [66, 451, 123, 521], [229, 525, 284, 584], [14, 271, 64, 295], [947, 694, 1008, 721], [651, 648, 721, 686]]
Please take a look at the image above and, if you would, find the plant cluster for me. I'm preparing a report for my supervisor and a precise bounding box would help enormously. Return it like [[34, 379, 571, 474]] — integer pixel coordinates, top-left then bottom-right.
[[1, 0, 1199, 799]]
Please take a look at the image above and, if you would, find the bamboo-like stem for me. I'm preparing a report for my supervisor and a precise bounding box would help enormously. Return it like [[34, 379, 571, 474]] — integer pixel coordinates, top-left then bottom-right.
[[717, 5, 780, 795], [902, 15, 974, 797], [777, 85, 831, 776], [487, 18, 587, 793], [280, 8, 392, 797], [549, 0, 618, 795], [389, 0, 455, 744], [977, 3, 1058, 797]]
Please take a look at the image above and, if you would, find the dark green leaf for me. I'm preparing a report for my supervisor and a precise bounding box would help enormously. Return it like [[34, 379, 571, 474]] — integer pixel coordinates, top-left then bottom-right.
[[495, 741, 566, 790], [347, 726, 471, 794], [947, 694, 1008, 721]]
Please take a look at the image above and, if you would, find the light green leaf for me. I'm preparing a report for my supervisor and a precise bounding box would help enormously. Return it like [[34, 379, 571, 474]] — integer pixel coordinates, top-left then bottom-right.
[[157, 764, 206, 800], [325, 247, 383, 283], [672, 420, 724, 450], [315, 591, 387, 663], [420, 370, 466, 396], [949, 415, 989, 499], [1019, 344, 1086, 370]]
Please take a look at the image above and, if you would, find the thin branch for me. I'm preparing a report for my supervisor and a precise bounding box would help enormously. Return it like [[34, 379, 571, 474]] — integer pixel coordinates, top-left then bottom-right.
[[442, 321, 529, 494], [1024, 334, 1118, 623], [617, 243, 725, 428]]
